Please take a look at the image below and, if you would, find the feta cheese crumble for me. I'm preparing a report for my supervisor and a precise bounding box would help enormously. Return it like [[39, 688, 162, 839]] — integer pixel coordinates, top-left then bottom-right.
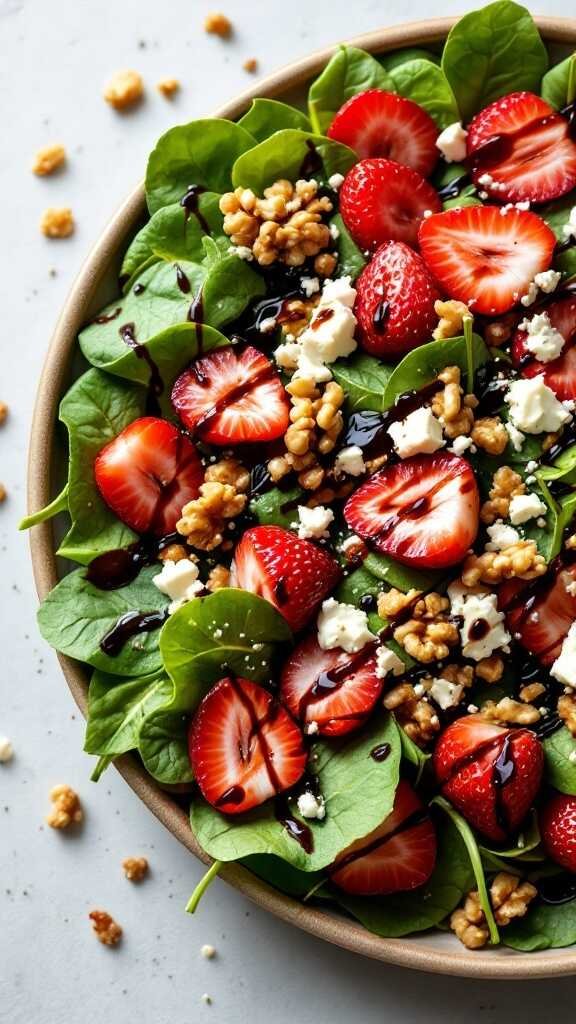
[[485, 520, 521, 551], [534, 269, 562, 294], [375, 646, 405, 679], [459, 592, 511, 661], [317, 597, 375, 653], [300, 275, 320, 298], [508, 492, 547, 525], [436, 122, 468, 163], [550, 621, 576, 688], [518, 311, 565, 363], [274, 276, 357, 382], [328, 172, 345, 191], [562, 205, 576, 242], [297, 790, 326, 820], [449, 435, 476, 456], [228, 244, 253, 261], [505, 420, 526, 451], [429, 677, 464, 710], [296, 504, 334, 540], [505, 375, 572, 434], [153, 559, 203, 613], [333, 444, 366, 477], [387, 406, 445, 459]]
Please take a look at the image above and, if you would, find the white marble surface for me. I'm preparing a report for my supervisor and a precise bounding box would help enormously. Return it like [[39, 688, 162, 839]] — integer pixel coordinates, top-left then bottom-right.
[[1, 1, 575, 1020]]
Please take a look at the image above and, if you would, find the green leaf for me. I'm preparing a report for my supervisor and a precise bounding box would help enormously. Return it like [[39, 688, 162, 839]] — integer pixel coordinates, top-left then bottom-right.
[[398, 726, 430, 786], [307, 45, 395, 135], [138, 705, 194, 784], [504, 898, 576, 951], [382, 333, 490, 409], [146, 119, 255, 214], [389, 59, 460, 129], [543, 727, 576, 795], [249, 485, 304, 530], [537, 438, 576, 485], [242, 855, 325, 898], [238, 98, 311, 141], [84, 670, 170, 757], [539, 191, 576, 243], [190, 711, 401, 871], [19, 484, 68, 531], [363, 552, 442, 595], [231, 130, 357, 194], [201, 252, 266, 332], [480, 811, 541, 863], [334, 564, 382, 607], [541, 52, 576, 109], [121, 194, 226, 280], [441, 1, 548, 123], [380, 48, 441, 72], [330, 214, 367, 282], [331, 353, 394, 413]]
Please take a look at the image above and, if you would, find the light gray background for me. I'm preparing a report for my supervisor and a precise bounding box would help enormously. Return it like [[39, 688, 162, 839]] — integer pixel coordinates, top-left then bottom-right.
[[1, 1, 574, 1021]]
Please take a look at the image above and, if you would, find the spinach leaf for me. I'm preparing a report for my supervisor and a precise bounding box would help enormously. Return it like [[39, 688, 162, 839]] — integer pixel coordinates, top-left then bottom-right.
[[19, 483, 68, 531], [201, 251, 266, 330], [249, 485, 304, 530], [398, 726, 430, 786], [331, 353, 394, 413], [307, 45, 395, 134], [540, 192, 576, 242], [389, 59, 460, 130], [334, 564, 382, 607], [480, 812, 541, 864], [146, 119, 255, 214], [331, 214, 367, 282], [441, 1, 548, 123], [381, 48, 441, 71], [38, 564, 169, 677], [363, 552, 442, 594], [190, 711, 400, 871], [382, 333, 490, 409], [121, 194, 226, 280], [443, 184, 482, 210], [138, 705, 194, 784], [243, 855, 325, 899], [238, 98, 311, 141], [504, 899, 576, 951], [538, 439, 576, 485], [543, 727, 576, 795], [84, 670, 170, 758], [541, 53, 576, 110], [231, 131, 357, 194]]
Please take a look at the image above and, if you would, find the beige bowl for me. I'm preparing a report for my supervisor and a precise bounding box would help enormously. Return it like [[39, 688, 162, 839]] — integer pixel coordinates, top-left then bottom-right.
[[27, 15, 576, 979]]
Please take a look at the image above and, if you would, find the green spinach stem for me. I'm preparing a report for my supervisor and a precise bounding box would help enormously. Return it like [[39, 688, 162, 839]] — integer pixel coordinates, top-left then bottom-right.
[[185, 860, 223, 914]]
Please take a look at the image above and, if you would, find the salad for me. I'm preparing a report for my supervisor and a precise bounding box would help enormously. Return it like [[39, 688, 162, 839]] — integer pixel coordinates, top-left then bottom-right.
[[24, 0, 576, 954]]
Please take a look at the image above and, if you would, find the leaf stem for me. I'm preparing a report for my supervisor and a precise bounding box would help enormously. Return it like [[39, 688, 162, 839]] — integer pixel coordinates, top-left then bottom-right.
[[308, 100, 322, 137], [463, 316, 475, 395], [185, 860, 223, 914], [91, 755, 112, 782], [19, 484, 68, 530], [537, 476, 560, 516]]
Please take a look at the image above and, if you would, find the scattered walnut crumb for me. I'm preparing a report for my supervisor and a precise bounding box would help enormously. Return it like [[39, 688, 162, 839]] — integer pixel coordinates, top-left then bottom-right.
[[520, 682, 546, 703], [32, 143, 66, 176], [480, 696, 541, 726], [475, 655, 504, 683], [0, 401, 8, 425], [451, 873, 537, 949], [0, 483, 6, 503], [46, 784, 83, 829], [89, 910, 122, 946], [40, 207, 74, 239], [201, 943, 216, 959], [471, 416, 508, 455], [462, 540, 546, 586], [432, 300, 470, 341], [122, 856, 149, 882], [156, 78, 180, 99], [243, 58, 258, 73], [206, 564, 230, 592], [558, 693, 576, 737], [480, 465, 525, 525], [103, 69, 144, 110], [204, 12, 232, 37], [158, 543, 189, 563]]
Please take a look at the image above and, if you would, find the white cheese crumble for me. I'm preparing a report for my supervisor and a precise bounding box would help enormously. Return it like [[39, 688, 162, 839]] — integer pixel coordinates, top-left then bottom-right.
[[0, 736, 14, 763], [228, 244, 254, 261], [333, 444, 366, 477], [520, 281, 538, 307], [459, 592, 511, 661], [429, 677, 464, 710], [505, 375, 571, 434], [300, 275, 320, 298], [509, 492, 547, 525], [328, 172, 345, 191], [505, 420, 526, 451], [518, 311, 565, 363], [317, 597, 375, 654], [274, 276, 358, 383], [436, 122, 468, 162], [330, 222, 340, 240], [387, 406, 445, 459], [296, 504, 334, 540], [449, 435, 476, 456], [550, 621, 576, 688], [305, 721, 319, 735], [566, 580, 576, 597], [259, 315, 278, 334], [562, 206, 576, 242], [485, 520, 521, 551], [375, 646, 405, 679], [535, 269, 562, 294], [297, 790, 326, 820], [153, 559, 203, 613], [340, 533, 362, 554]]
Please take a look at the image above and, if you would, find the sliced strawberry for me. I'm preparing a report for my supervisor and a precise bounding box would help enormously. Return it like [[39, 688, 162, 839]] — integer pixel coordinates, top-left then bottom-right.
[[329, 780, 436, 895], [94, 417, 203, 536], [344, 453, 479, 570], [418, 206, 556, 315], [468, 91, 576, 204], [511, 296, 576, 400], [279, 632, 382, 737], [189, 676, 307, 815], [340, 158, 441, 252], [171, 345, 290, 445], [354, 241, 441, 358], [230, 525, 341, 632], [540, 793, 576, 873], [499, 562, 576, 666], [328, 90, 438, 177], [434, 715, 544, 843]]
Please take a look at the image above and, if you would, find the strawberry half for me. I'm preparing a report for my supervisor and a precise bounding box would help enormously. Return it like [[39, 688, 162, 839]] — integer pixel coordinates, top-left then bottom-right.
[[467, 91, 576, 204], [94, 417, 203, 536], [189, 676, 307, 815], [329, 780, 437, 895], [230, 525, 341, 632], [540, 793, 576, 873], [354, 241, 441, 358], [279, 632, 382, 737], [344, 453, 479, 569], [171, 345, 290, 445], [340, 158, 441, 252], [418, 206, 556, 315], [328, 90, 438, 177], [500, 562, 576, 666], [511, 295, 576, 400], [434, 715, 544, 843]]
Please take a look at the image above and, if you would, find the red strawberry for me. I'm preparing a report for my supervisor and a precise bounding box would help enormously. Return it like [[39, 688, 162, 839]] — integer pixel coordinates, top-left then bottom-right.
[[171, 345, 290, 445], [354, 241, 441, 358], [467, 91, 576, 204], [329, 780, 436, 895], [328, 90, 438, 177], [189, 676, 307, 815], [344, 453, 479, 570], [340, 158, 441, 252], [434, 715, 544, 843], [230, 526, 341, 632], [94, 417, 203, 536], [418, 206, 556, 316], [511, 296, 576, 401], [279, 632, 382, 737], [499, 562, 576, 666], [540, 793, 576, 872]]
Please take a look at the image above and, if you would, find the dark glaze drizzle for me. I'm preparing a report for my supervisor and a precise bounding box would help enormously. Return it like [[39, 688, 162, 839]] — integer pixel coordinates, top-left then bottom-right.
[[119, 322, 164, 413], [341, 378, 444, 459], [215, 785, 245, 808], [492, 733, 515, 833], [370, 742, 391, 762], [192, 363, 276, 437], [175, 263, 191, 294], [541, 421, 576, 465], [311, 306, 334, 330], [180, 183, 209, 233], [437, 173, 471, 202], [93, 306, 122, 325], [85, 532, 181, 590], [275, 795, 314, 853], [133, 283, 146, 295], [299, 139, 323, 179], [187, 291, 204, 353], [373, 300, 390, 331], [297, 641, 380, 719], [100, 608, 169, 656], [469, 617, 490, 642], [538, 872, 576, 905], [499, 550, 576, 666], [274, 577, 289, 606]]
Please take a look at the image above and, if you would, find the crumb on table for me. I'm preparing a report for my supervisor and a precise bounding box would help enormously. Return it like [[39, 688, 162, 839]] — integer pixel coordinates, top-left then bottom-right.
[[32, 143, 66, 176], [103, 69, 144, 110], [0, 735, 13, 762], [0, 401, 7, 425], [0, 484, 7, 504], [204, 12, 232, 37], [201, 943, 216, 959], [243, 58, 257, 73], [156, 77, 180, 99], [122, 856, 149, 881], [46, 784, 83, 828], [89, 910, 122, 946], [40, 207, 74, 239]]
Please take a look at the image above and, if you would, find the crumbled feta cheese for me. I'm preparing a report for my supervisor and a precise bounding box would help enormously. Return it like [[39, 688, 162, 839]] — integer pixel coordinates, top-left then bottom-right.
[[297, 790, 326, 819], [317, 597, 375, 653], [273, 340, 301, 369], [328, 172, 345, 191], [534, 269, 561, 294], [259, 316, 278, 334], [566, 580, 576, 597], [320, 275, 356, 309], [562, 206, 576, 242], [375, 646, 405, 679], [201, 944, 216, 959], [305, 721, 319, 735], [485, 521, 521, 551], [153, 559, 203, 613], [0, 736, 14, 763], [505, 375, 571, 434], [340, 533, 362, 554], [477, 173, 493, 187], [388, 406, 445, 459], [550, 622, 576, 688], [330, 222, 340, 240], [459, 592, 511, 661], [505, 421, 526, 451], [509, 492, 547, 525], [525, 460, 539, 474], [228, 244, 254, 261], [429, 677, 464, 710], [284, 276, 358, 382], [333, 445, 365, 477], [520, 281, 539, 307], [449, 435, 475, 456], [518, 311, 565, 363], [296, 504, 334, 540], [436, 122, 468, 162], [300, 275, 320, 298], [423, 208, 433, 219]]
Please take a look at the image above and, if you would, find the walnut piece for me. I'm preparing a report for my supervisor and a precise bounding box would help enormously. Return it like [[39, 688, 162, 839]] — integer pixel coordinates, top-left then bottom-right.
[[475, 656, 504, 683], [122, 856, 149, 882], [450, 893, 490, 949], [433, 300, 471, 341], [89, 910, 122, 946], [462, 541, 546, 585], [243, 58, 258, 73], [177, 461, 249, 551], [40, 207, 74, 238], [103, 70, 144, 110], [451, 873, 537, 949], [391, 592, 459, 663], [269, 378, 345, 491], [156, 78, 180, 98], [206, 564, 231, 592], [382, 683, 440, 748], [0, 401, 8, 425], [520, 682, 546, 703], [481, 465, 525, 525], [204, 12, 232, 36], [158, 543, 189, 563], [481, 697, 541, 725], [32, 143, 66, 176], [471, 416, 509, 455], [46, 784, 83, 829], [377, 587, 421, 619], [558, 693, 576, 737], [0, 483, 6, 503]]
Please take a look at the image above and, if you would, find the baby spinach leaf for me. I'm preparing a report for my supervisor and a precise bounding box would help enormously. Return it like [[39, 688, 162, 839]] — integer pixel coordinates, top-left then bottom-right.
[[331, 214, 366, 282], [238, 98, 311, 141], [397, 726, 430, 786], [38, 564, 169, 677], [540, 191, 576, 242], [381, 47, 441, 71], [332, 353, 394, 413], [363, 552, 442, 595], [201, 252, 266, 330], [388, 59, 460, 130], [541, 53, 576, 110], [138, 705, 194, 784], [19, 483, 68, 531], [121, 194, 226, 281], [443, 185, 482, 211], [231, 131, 357, 194], [480, 811, 541, 863], [334, 564, 382, 607], [146, 119, 255, 214], [190, 711, 401, 871], [382, 333, 490, 409], [249, 485, 304, 529], [543, 726, 576, 795], [441, 1, 548, 123], [242, 855, 325, 899], [503, 898, 576, 951], [307, 45, 395, 135], [538, 439, 576, 485], [84, 670, 170, 757]]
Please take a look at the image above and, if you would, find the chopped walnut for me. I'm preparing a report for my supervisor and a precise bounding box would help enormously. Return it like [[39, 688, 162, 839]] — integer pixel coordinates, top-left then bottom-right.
[[440, 663, 475, 688], [475, 655, 504, 683], [390, 591, 459, 663], [177, 459, 249, 551], [156, 78, 180, 98], [431, 365, 476, 438], [462, 541, 546, 586], [205, 458, 250, 492], [206, 564, 231, 592], [481, 465, 525, 525], [270, 378, 344, 491], [0, 401, 8, 425], [103, 70, 144, 110], [377, 587, 421, 619], [450, 893, 490, 949], [0, 483, 6, 503], [558, 693, 576, 737], [46, 784, 83, 829], [383, 684, 440, 747], [204, 12, 232, 36], [451, 874, 537, 949], [243, 58, 258, 73], [158, 543, 189, 562], [122, 856, 149, 882], [89, 910, 122, 946], [480, 697, 541, 725], [32, 143, 66, 176], [40, 207, 74, 238], [520, 682, 546, 703], [471, 416, 509, 455], [432, 300, 471, 341]]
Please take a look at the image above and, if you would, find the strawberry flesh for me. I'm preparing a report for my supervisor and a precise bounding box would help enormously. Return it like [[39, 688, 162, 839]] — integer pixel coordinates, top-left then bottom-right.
[[499, 561, 576, 665], [340, 158, 441, 252], [511, 295, 576, 400], [540, 793, 576, 873]]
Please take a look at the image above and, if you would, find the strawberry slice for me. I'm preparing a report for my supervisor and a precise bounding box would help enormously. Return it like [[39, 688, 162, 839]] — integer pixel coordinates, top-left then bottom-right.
[[418, 206, 556, 316], [230, 526, 341, 632], [171, 345, 290, 445], [344, 453, 479, 569], [328, 90, 438, 177], [354, 240, 441, 358], [189, 676, 307, 815], [467, 91, 576, 204], [499, 562, 576, 665], [94, 417, 203, 536], [329, 780, 437, 895], [340, 158, 441, 252], [280, 632, 382, 737], [511, 295, 576, 400], [434, 714, 544, 843], [540, 793, 576, 873]]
